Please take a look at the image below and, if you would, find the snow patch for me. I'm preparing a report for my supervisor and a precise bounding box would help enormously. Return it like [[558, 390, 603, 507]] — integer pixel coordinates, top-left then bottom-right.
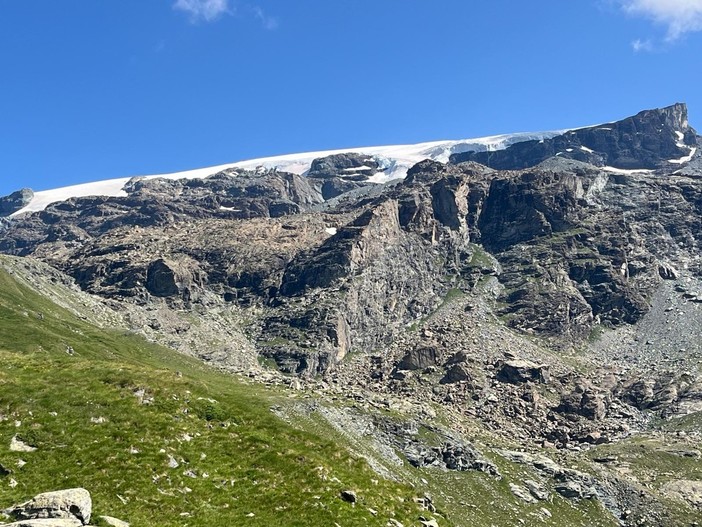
[[342, 165, 372, 172], [580, 146, 594, 153], [669, 148, 697, 165], [325, 227, 338, 235], [602, 166, 654, 175]]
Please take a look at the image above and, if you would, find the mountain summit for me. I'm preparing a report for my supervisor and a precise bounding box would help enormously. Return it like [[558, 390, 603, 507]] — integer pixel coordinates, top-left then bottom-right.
[[451, 103, 698, 170]]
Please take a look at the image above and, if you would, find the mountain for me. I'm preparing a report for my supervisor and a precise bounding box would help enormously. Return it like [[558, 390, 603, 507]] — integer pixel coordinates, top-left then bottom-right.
[[1, 103, 702, 526]]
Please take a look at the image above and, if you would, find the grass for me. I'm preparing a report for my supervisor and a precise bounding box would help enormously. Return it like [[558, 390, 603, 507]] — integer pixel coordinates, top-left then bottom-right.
[[0, 261, 434, 527], [586, 435, 702, 525]]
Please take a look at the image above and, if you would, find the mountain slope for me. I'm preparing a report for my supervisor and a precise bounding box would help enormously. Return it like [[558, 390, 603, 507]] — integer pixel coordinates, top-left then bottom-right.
[[0, 255, 435, 527], [1, 104, 702, 525]]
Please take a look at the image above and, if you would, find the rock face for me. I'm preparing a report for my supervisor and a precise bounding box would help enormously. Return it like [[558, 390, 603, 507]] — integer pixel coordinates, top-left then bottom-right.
[[2, 107, 702, 377], [0, 189, 34, 217], [451, 103, 698, 170]]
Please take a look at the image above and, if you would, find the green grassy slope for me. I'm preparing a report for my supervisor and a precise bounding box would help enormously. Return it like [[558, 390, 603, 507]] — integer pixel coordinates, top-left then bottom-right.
[[0, 259, 432, 526]]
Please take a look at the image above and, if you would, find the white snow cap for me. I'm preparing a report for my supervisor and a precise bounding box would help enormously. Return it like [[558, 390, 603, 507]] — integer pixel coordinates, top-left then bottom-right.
[[11, 130, 566, 216]]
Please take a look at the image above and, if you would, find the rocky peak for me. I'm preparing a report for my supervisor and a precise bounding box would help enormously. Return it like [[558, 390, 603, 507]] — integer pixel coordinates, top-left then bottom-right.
[[0, 188, 34, 217], [450, 103, 699, 171]]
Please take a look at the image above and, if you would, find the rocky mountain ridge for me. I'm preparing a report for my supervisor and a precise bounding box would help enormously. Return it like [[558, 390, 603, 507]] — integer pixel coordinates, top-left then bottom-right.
[[2, 103, 702, 525]]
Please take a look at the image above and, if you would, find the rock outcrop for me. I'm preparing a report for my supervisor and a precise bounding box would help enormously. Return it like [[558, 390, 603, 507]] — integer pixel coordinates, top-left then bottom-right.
[[451, 103, 698, 170], [0, 189, 33, 217]]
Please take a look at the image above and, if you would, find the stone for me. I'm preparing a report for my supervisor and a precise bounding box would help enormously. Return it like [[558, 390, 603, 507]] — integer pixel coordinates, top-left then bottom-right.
[[9, 436, 36, 453], [99, 516, 130, 527], [339, 490, 357, 503], [524, 479, 549, 501], [10, 488, 92, 525], [496, 360, 549, 384], [398, 346, 438, 371], [509, 483, 536, 503], [440, 363, 471, 384], [554, 481, 597, 500]]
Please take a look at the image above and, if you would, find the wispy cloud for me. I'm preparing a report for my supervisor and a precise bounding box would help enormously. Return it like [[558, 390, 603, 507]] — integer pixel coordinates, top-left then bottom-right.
[[173, 0, 232, 23], [173, 0, 278, 29], [251, 6, 279, 30], [620, 0, 702, 41], [631, 37, 653, 51]]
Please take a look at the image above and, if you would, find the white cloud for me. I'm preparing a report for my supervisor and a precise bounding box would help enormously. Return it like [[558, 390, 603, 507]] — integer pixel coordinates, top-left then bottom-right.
[[251, 6, 279, 30], [620, 0, 702, 40], [173, 0, 231, 23], [631, 37, 653, 51]]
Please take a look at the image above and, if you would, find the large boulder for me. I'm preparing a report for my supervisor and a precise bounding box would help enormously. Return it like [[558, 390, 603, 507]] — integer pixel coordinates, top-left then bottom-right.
[[398, 346, 438, 371], [496, 359, 550, 384], [8, 488, 92, 525]]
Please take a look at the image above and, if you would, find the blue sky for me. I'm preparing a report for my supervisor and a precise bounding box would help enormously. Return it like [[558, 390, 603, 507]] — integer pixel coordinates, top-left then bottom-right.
[[2, 0, 702, 196]]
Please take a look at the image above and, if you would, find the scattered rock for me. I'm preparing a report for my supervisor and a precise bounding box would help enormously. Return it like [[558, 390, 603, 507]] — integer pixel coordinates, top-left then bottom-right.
[[10, 436, 36, 453], [340, 490, 357, 504]]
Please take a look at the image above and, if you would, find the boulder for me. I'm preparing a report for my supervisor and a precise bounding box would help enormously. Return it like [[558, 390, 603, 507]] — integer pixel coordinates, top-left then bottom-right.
[[339, 490, 357, 504], [496, 359, 549, 384], [554, 480, 597, 500], [509, 483, 536, 503], [398, 346, 438, 371], [440, 363, 472, 384], [557, 382, 607, 420], [9, 436, 36, 453], [9, 488, 92, 525]]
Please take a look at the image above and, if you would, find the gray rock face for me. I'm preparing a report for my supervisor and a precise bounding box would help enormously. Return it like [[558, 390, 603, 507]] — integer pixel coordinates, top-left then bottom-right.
[[1, 105, 701, 382], [451, 103, 697, 170], [0, 188, 33, 217]]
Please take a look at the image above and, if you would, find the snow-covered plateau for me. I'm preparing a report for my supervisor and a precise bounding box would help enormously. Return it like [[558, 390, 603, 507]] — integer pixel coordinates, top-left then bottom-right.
[[10, 130, 562, 216]]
